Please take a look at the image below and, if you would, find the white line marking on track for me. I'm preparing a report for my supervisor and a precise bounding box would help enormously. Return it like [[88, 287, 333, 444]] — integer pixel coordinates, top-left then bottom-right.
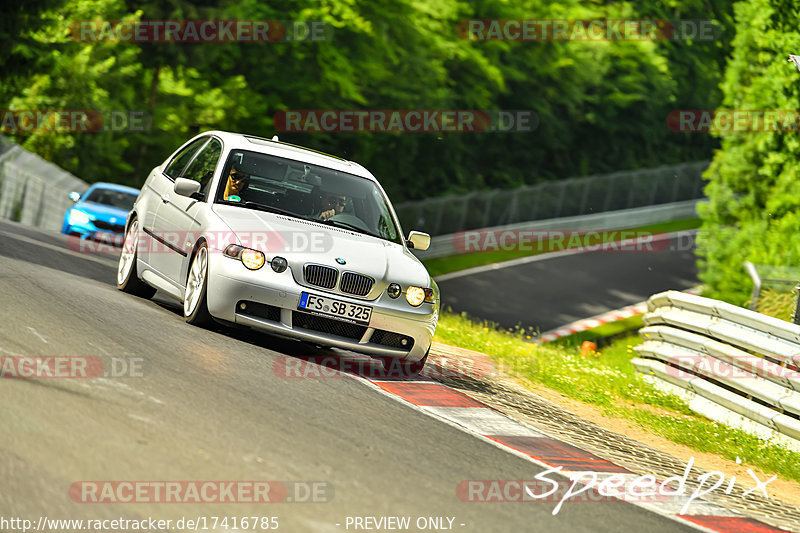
[[128, 414, 153, 424], [353, 377, 726, 532], [435, 229, 697, 282], [87, 342, 110, 355], [0, 346, 24, 356], [0, 229, 119, 267], [26, 327, 48, 344]]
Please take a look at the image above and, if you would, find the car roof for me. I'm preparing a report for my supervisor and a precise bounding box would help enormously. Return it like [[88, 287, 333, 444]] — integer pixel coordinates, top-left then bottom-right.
[[201, 130, 376, 181], [87, 182, 141, 195]]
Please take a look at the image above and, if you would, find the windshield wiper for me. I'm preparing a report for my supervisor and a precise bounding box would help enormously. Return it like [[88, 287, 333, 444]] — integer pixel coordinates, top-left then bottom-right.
[[321, 219, 380, 239], [243, 202, 317, 222]]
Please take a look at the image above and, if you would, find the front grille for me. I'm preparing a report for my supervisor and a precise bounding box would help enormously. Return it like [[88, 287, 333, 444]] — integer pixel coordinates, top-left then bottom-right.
[[292, 311, 366, 340], [304, 264, 338, 289], [340, 272, 374, 296], [371, 329, 414, 350], [93, 220, 125, 233], [237, 301, 281, 322]]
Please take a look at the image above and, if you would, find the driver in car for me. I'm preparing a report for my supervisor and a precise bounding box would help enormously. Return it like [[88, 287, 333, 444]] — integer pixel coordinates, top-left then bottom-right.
[[316, 192, 347, 221], [223, 164, 250, 202]]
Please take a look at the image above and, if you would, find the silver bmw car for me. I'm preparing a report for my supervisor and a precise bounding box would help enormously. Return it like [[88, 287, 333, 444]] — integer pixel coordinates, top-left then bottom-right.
[[117, 131, 439, 374]]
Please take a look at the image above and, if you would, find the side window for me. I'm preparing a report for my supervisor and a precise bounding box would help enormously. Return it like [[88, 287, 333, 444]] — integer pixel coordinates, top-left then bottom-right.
[[163, 138, 208, 179], [181, 138, 222, 196]]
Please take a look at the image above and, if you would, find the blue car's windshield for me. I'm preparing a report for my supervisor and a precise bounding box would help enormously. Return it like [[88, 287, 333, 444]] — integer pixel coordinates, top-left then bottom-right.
[[215, 150, 403, 244], [84, 188, 137, 210]]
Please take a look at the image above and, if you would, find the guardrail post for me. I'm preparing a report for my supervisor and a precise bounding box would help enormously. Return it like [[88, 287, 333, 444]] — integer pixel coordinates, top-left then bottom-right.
[[744, 261, 762, 311]]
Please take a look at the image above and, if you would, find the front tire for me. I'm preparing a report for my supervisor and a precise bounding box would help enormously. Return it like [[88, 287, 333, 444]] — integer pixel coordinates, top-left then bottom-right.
[[117, 218, 156, 298], [184, 243, 212, 326]]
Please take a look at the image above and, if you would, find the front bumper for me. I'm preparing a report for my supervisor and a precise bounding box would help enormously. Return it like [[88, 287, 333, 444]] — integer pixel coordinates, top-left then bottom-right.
[[205, 252, 437, 362], [63, 222, 124, 246]]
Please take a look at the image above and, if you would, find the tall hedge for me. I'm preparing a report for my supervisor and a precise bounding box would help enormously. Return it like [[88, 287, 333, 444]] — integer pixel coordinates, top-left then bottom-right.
[[698, 0, 800, 305]]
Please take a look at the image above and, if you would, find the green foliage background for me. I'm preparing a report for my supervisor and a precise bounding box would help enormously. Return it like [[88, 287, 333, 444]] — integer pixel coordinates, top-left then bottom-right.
[[697, 0, 800, 305], [2, 0, 732, 204]]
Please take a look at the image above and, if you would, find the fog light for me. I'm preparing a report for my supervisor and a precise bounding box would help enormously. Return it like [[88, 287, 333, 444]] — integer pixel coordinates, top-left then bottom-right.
[[400, 337, 409, 346], [271, 256, 288, 273], [239, 302, 247, 311], [387, 283, 401, 298]]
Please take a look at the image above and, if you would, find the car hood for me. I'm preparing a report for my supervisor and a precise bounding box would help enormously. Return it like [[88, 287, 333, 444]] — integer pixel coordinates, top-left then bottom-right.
[[212, 205, 431, 291], [75, 202, 130, 222]]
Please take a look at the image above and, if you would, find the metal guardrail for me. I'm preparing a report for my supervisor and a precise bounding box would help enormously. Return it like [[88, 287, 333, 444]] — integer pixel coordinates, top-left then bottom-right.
[[396, 160, 709, 237], [414, 198, 702, 260], [0, 136, 88, 232], [633, 290, 800, 444]]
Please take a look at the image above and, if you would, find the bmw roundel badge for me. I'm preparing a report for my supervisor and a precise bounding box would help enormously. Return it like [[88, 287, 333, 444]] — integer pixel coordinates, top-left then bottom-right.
[[335, 258, 346, 265]]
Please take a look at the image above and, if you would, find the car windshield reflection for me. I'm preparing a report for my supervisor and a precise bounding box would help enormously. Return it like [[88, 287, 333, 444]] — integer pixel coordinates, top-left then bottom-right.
[[84, 188, 138, 211], [215, 150, 402, 244]]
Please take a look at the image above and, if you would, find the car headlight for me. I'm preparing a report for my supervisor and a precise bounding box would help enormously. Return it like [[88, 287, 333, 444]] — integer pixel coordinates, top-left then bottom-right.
[[224, 244, 265, 270], [68, 209, 91, 225], [405, 286, 434, 307]]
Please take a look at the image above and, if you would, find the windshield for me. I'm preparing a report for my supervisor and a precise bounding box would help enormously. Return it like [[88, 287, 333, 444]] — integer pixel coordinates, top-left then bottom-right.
[[83, 188, 138, 210], [215, 149, 403, 244]]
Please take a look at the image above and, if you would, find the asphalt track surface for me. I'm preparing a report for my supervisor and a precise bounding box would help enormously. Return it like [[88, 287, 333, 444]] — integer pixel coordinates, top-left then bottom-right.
[[436, 232, 699, 332], [0, 219, 698, 532]]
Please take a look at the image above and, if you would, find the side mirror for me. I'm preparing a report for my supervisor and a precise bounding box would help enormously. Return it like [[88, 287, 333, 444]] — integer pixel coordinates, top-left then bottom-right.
[[407, 231, 431, 251], [174, 178, 202, 198], [68, 191, 81, 203]]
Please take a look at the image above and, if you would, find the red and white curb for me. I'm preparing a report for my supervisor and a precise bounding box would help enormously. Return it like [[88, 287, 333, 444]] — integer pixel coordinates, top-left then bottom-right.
[[537, 302, 649, 343], [361, 376, 789, 533], [537, 287, 702, 343]]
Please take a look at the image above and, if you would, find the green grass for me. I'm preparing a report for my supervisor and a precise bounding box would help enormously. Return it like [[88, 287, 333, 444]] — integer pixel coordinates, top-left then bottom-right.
[[553, 315, 644, 348], [754, 287, 796, 322], [424, 218, 701, 277], [433, 310, 800, 482]]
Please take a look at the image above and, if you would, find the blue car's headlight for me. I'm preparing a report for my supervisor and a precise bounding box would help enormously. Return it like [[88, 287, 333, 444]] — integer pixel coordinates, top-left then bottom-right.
[[68, 209, 92, 225]]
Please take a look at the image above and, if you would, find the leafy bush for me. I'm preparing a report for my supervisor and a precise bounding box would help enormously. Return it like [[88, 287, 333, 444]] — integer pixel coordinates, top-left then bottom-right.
[[698, 0, 800, 305]]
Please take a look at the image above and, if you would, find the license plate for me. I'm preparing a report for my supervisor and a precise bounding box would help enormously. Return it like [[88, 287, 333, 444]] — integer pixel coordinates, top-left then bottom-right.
[[298, 292, 372, 325]]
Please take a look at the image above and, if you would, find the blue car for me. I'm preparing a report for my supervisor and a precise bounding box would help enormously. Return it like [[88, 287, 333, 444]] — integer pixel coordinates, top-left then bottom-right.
[[62, 182, 140, 244]]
